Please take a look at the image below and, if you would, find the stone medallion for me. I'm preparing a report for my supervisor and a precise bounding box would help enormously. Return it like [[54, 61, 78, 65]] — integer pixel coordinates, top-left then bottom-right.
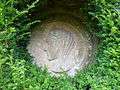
[[27, 19, 92, 76]]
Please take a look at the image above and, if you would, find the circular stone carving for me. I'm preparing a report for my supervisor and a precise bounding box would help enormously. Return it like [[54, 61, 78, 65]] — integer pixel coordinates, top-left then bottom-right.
[[27, 19, 92, 76]]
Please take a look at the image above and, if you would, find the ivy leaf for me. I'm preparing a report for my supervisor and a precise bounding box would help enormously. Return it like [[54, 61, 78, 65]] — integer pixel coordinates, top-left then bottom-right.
[[111, 26, 118, 34]]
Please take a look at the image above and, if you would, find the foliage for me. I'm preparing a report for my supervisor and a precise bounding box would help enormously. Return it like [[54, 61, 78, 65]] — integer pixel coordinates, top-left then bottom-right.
[[0, 0, 120, 90]]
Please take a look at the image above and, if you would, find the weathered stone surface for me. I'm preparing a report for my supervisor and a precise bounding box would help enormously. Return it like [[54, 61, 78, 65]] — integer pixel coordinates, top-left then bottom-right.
[[27, 17, 92, 76]]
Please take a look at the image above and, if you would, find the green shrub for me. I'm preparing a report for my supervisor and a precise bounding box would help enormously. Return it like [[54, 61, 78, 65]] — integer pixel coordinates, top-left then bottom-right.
[[0, 0, 120, 90]]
